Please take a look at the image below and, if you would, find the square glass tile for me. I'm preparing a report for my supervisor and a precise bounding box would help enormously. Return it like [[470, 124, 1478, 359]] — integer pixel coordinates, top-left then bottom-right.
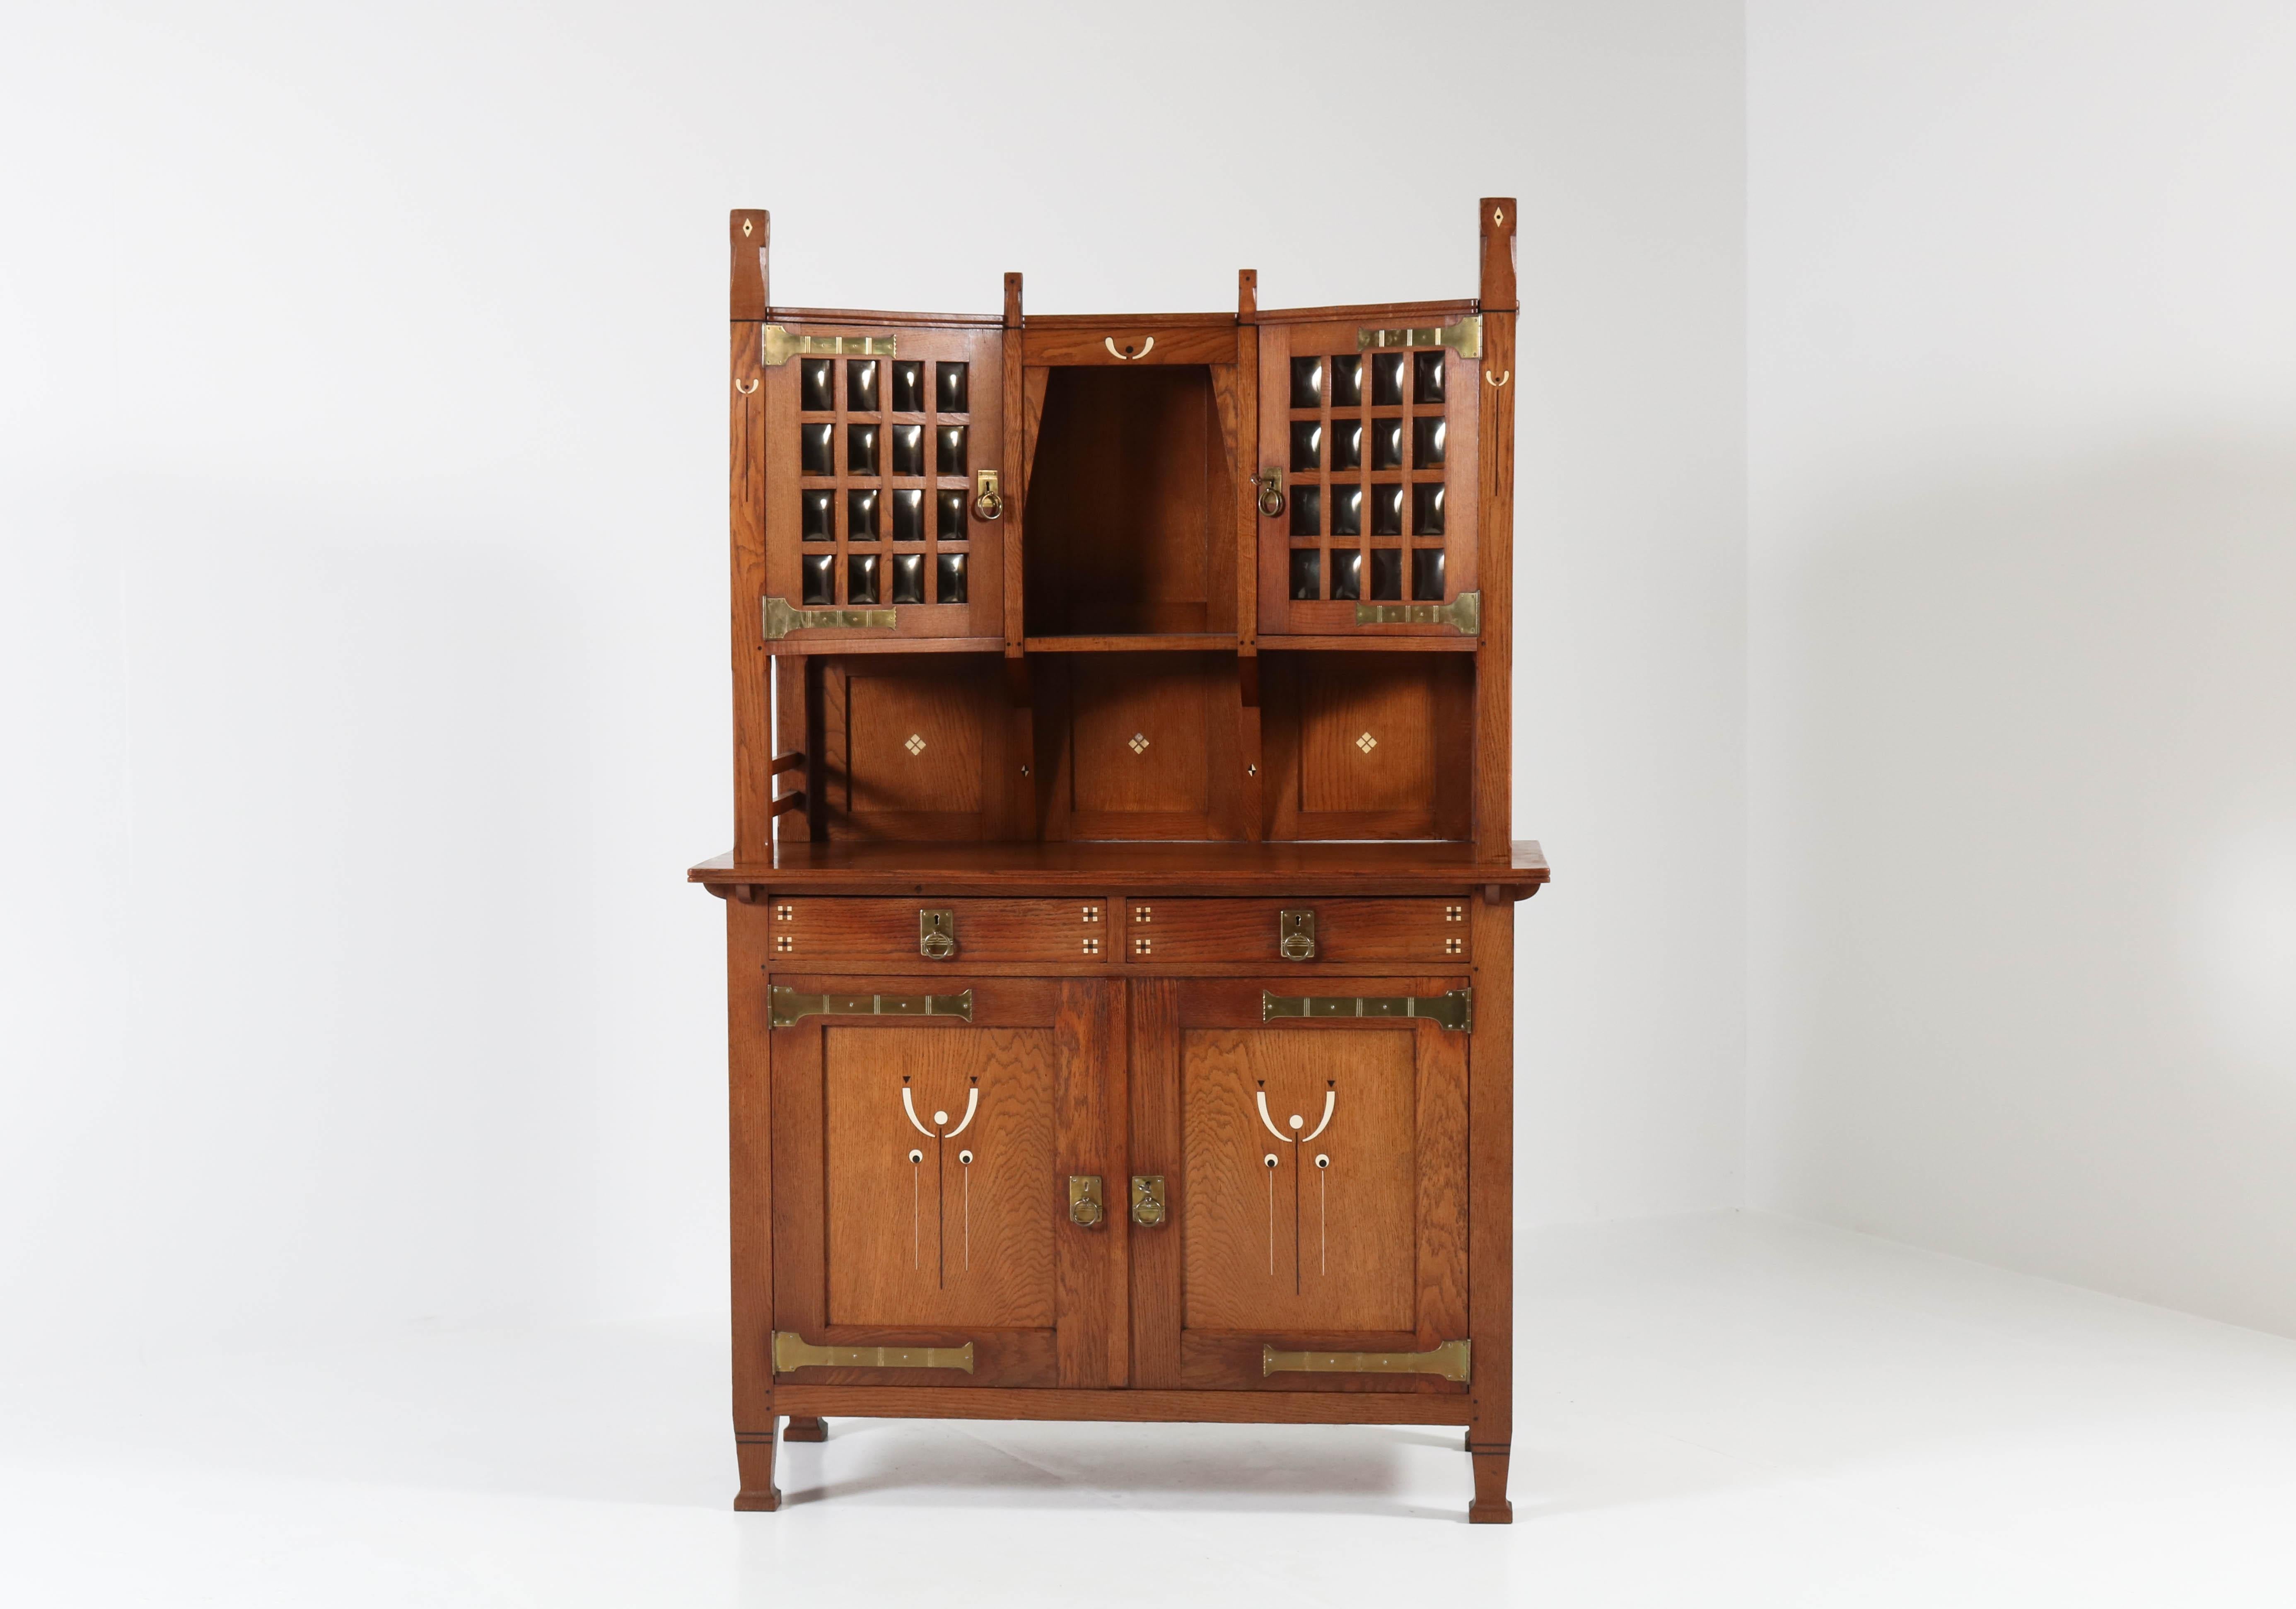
[[936, 551, 967, 604], [1289, 420, 1323, 473], [936, 425, 967, 476], [937, 362, 969, 413], [1414, 350, 1446, 406], [845, 359, 878, 413], [1371, 352, 1406, 408], [1288, 484, 1322, 538], [1413, 416, 1446, 468], [889, 361, 925, 413], [846, 552, 879, 604], [1330, 484, 1362, 538], [890, 424, 924, 476], [1288, 548, 1321, 601], [1329, 418, 1363, 471], [846, 423, 879, 476], [801, 423, 834, 475], [1330, 548, 1362, 601], [1370, 418, 1404, 471], [1412, 546, 1446, 601], [890, 487, 925, 543], [802, 489, 835, 541], [1369, 547, 1403, 600], [890, 551, 925, 605], [1328, 355, 1362, 408], [937, 489, 969, 541], [1412, 483, 1446, 537], [801, 360, 834, 413], [1370, 483, 1405, 537], [802, 553, 834, 606], [1289, 356, 1323, 409], [846, 488, 879, 541]]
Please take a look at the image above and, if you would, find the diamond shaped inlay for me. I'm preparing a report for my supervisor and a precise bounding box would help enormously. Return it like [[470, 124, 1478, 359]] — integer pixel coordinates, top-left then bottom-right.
[[1356, 731, 1378, 754], [1128, 732, 1150, 754], [904, 734, 926, 755]]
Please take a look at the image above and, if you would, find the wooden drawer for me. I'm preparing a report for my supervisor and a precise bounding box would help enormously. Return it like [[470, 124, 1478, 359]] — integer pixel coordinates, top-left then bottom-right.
[[1118, 898, 1468, 964], [765, 897, 1111, 964]]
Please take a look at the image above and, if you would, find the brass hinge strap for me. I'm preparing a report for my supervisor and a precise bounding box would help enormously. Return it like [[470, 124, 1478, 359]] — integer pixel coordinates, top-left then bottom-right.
[[1263, 1339, 1471, 1383], [762, 596, 898, 641], [773, 1331, 975, 1375], [1356, 314, 1481, 360], [760, 326, 898, 367], [770, 987, 975, 1029], [1355, 589, 1480, 635], [1260, 988, 1472, 1033]]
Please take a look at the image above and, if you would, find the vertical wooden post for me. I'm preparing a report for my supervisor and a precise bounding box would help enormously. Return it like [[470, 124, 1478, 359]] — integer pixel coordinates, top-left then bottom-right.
[[731, 210, 773, 861], [1473, 198, 1518, 861], [728, 894, 780, 1508]]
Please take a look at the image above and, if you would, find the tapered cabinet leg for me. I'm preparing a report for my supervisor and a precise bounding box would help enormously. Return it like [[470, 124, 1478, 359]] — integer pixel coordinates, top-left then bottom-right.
[[782, 1415, 828, 1442], [1467, 1447, 1512, 1524], [735, 1425, 782, 1511]]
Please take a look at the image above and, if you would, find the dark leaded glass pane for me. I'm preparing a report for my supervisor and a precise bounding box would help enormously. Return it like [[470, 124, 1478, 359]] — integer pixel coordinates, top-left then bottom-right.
[[846, 423, 879, 476], [802, 489, 835, 541], [891, 488, 924, 543], [937, 362, 969, 413], [1330, 484, 1362, 538], [937, 552, 967, 604], [937, 489, 968, 541], [936, 425, 967, 476], [845, 359, 878, 412], [1289, 356, 1323, 409], [1414, 416, 1446, 468], [1328, 355, 1362, 408], [1370, 483, 1405, 537], [1330, 548, 1362, 601], [1412, 547, 1446, 601], [801, 360, 834, 412], [1289, 548, 1321, 600], [1414, 350, 1446, 406], [890, 551, 925, 604], [1370, 547, 1403, 600], [1329, 418, 1363, 471], [1412, 483, 1446, 537], [846, 488, 878, 541], [801, 423, 834, 475], [890, 424, 924, 476], [847, 552, 879, 604], [1289, 484, 1321, 539], [1370, 418, 1403, 471], [802, 553, 834, 605], [1289, 420, 1323, 473], [1371, 352, 1405, 408], [890, 362, 925, 412]]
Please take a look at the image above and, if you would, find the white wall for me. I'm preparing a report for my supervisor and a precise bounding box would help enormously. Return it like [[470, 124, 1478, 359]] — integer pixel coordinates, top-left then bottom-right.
[[1749, 2, 2296, 1335], [0, 1, 1748, 1362]]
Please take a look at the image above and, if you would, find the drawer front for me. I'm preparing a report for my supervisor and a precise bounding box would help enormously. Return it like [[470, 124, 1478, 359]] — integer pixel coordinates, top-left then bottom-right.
[[766, 897, 1110, 964], [1119, 898, 1468, 964]]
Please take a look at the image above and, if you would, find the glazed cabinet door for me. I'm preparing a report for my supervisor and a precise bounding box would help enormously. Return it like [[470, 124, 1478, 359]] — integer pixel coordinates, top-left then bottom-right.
[[762, 321, 1007, 643], [766, 975, 1126, 1389], [1255, 314, 1480, 638], [1128, 978, 1471, 1396]]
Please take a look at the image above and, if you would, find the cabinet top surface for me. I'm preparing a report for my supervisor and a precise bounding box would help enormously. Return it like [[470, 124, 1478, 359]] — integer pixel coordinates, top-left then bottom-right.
[[689, 840, 1548, 898]]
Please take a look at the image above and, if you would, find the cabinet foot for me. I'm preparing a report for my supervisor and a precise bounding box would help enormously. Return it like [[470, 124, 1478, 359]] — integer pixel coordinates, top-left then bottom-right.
[[734, 1427, 781, 1512], [782, 1415, 828, 1442], [1467, 1448, 1512, 1524]]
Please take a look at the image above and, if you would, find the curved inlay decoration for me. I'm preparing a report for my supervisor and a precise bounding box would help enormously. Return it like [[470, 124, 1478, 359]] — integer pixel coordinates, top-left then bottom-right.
[[1256, 1080, 1342, 1281], [899, 1075, 984, 1280]]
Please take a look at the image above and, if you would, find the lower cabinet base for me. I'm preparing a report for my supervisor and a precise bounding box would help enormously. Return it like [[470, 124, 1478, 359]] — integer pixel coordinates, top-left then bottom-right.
[[732, 1430, 780, 1512]]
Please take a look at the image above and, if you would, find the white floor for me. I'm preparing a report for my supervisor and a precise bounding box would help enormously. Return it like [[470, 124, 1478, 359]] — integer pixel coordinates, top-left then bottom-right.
[[6, 1213, 2296, 1607]]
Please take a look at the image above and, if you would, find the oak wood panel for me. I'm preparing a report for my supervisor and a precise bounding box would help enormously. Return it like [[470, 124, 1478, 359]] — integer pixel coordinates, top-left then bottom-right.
[[732, 321, 773, 860], [768, 897, 1113, 966], [1054, 981, 1127, 1387], [1022, 323, 1241, 366], [1473, 199, 1520, 858], [730, 209, 768, 321], [1119, 898, 1468, 965], [1467, 892, 1515, 1510], [817, 655, 1009, 841], [770, 1006, 828, 1336], [729, 899, 775, 1433], [1001, 273, 1025, 654], [1127, 979, 1183, 1388], [1262, 653, 1473, 841], [1035, 653, 1246, 842], [775, 1385, 1476, 1425], [1255, 298, 1478, 328]]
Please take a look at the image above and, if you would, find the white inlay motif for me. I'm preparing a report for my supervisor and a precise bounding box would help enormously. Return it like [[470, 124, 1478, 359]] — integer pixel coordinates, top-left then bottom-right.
[[1128, 732, 1150, 754], [905, 734, 927, 755], [1356, 731, 1378, 754]]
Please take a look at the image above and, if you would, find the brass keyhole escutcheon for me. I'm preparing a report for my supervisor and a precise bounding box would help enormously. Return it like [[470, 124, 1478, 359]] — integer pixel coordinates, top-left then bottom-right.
[[1278, 908, 1317, 961], [919, 908, 956, 960], [1068, 1175, 1106, 1228], [1130, 1175, 1166, 1228]]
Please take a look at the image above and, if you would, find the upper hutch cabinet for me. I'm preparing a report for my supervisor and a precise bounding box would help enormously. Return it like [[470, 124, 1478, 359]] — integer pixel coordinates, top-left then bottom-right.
[[698, 202, 1547, 1526]]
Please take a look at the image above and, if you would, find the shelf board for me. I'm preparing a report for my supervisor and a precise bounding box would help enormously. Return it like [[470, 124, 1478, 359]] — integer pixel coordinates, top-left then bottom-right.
[[1022, 634, 1239, 654], [1256, 635, 1478, 653]]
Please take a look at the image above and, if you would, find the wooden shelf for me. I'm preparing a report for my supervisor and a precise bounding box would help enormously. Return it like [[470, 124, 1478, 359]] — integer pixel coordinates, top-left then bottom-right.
[[1256, 635, 1479, 653], [1021, 634, 1239, 654], [690, 839, 1548, 899]]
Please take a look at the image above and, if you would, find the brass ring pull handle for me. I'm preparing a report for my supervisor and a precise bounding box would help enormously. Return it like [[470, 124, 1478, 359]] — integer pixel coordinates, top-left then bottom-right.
[[919, 908, 956, 960], [1130, 1175, 1167, 1227], [972, 470, 1003, 521], [1068, 1175, 1106, 1227], [1103, 336, 1155, 360], [1254, 469, 1286, 518]]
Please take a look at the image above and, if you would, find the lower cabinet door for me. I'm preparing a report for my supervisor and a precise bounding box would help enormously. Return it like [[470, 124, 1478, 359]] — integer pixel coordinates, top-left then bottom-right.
[[1128, 977, 1471, 1394], [766, 975, 1126, 1389]]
